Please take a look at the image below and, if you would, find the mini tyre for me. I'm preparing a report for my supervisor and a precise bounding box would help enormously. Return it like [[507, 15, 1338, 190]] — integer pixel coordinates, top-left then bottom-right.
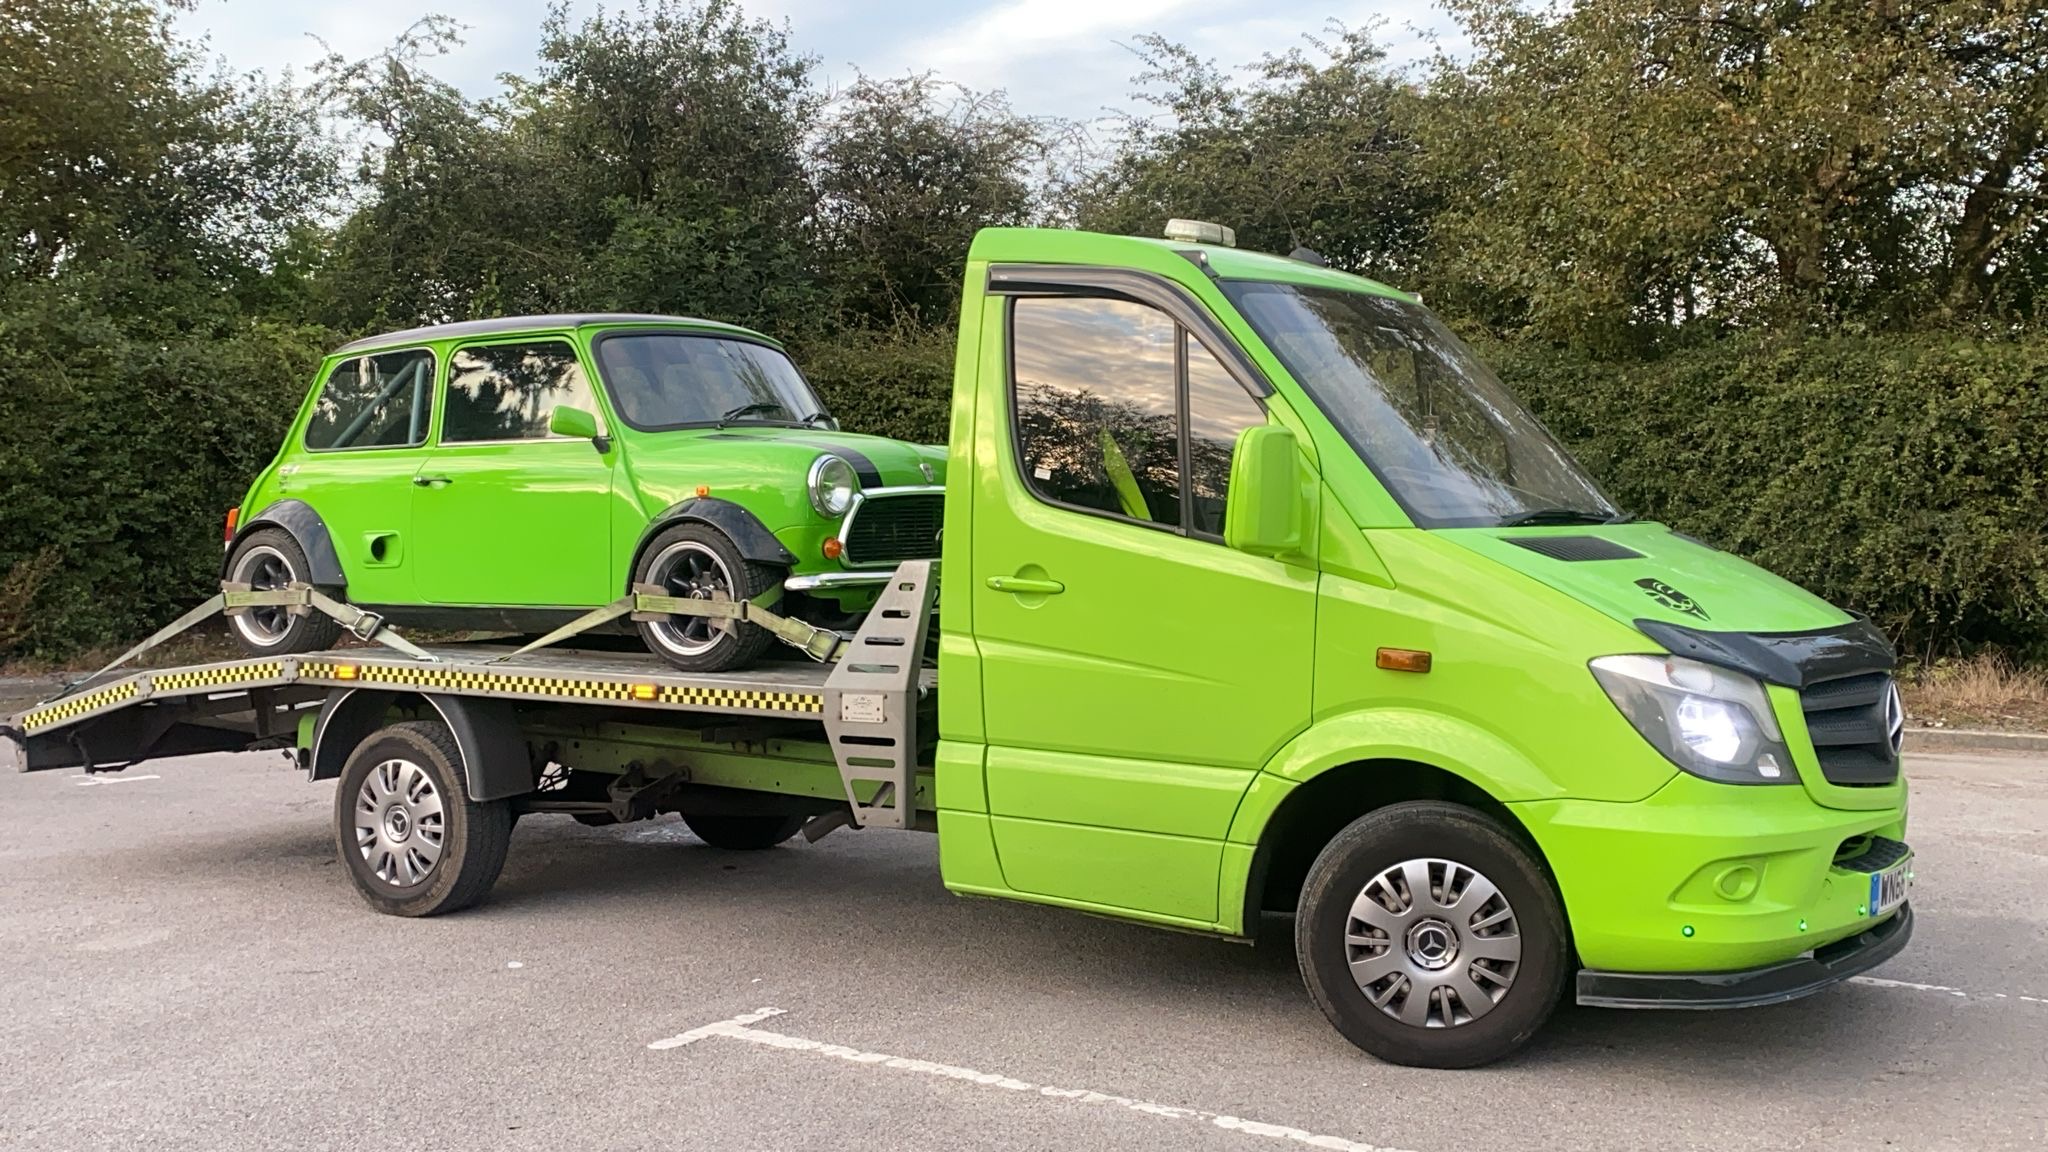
[[1295, 801, 1568, 1069], [680, 811, 807, 850], [334, 720, 512, 917], [224, 528, 342, 657], [632, 522, 782, 672]]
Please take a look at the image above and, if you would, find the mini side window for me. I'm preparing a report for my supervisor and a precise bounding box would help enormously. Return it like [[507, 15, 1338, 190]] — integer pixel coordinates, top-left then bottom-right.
[[443, 340, 598, 443], [1009, 295, 1265, 536], [304, 349, 435, 451]]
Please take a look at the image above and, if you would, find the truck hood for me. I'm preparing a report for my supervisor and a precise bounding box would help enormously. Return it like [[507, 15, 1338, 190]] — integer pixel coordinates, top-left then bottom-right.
[[1438, 523, 1854, 637]]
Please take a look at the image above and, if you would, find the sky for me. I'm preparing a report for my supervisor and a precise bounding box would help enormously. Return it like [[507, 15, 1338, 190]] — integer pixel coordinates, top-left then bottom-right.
[[174, 0, 1456, 127]]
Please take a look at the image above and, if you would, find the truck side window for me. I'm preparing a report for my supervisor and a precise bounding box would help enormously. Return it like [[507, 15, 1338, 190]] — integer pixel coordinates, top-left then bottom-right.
[[1011, 296, 1182, 529], [1186, 332, 1267, 536], [304, 349, 435, 451], [442, 340, 598, 443]]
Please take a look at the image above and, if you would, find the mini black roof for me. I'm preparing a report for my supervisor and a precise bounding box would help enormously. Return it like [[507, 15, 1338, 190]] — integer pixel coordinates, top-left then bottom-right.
[[333, 313, 761, 355]]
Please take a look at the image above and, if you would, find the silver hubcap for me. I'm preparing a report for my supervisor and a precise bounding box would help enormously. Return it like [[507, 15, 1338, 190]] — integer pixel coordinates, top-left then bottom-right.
[[1345, 858, 1522, 1029], [228, 545, 295, 646], [355, 758, 445, 887], [645, 541, 738, 658]]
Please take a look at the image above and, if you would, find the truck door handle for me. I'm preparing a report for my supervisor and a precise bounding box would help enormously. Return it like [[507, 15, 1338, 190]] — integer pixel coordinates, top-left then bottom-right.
[[412, 475, 453, 488], [986, 575, 1064, 595]]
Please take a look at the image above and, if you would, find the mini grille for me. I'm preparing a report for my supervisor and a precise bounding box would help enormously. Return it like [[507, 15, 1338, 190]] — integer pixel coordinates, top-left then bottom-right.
[[843, 493, 945, 566], [1799, 671, 1899, 787], [1504, 535, 1645, 562]]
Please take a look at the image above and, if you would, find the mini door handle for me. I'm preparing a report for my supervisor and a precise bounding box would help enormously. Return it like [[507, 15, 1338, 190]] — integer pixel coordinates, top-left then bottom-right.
[[986, 575, 1064, 595], [412, 475, 453, 487]]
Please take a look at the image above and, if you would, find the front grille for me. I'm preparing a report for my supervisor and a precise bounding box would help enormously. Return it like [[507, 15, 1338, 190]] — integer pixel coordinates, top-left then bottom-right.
[[842, 492, 945, 566], [1799, 671, 1900, 787]]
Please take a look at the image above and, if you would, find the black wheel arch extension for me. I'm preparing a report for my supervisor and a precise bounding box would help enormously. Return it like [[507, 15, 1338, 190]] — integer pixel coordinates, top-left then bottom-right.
[[226, 499, 348, 588], [633, 497, 798, 575]]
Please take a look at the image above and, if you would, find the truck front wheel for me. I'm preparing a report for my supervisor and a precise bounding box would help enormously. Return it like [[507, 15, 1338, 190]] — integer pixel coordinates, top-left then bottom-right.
[[1295, 801, 1568, 1068], [334, 720, 512, 917]]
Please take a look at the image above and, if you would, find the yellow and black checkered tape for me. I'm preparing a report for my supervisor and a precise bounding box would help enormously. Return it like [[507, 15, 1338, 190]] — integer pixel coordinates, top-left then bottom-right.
[[19, 680, 142, 733], [150, 661, 283, 692], [298, 660, 822, 715]]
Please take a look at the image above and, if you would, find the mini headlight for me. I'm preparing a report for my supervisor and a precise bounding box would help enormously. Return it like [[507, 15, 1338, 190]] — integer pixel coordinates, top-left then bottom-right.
[[1590, 654, 1796, 785], [807, 454, 859, 518]]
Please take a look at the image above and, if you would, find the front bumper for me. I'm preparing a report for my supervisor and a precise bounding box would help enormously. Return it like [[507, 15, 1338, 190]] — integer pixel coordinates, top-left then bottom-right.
[[1577, 903, 1913, 1009]]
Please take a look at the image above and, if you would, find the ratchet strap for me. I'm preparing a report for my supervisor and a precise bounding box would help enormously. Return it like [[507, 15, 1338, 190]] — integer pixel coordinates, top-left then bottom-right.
[[60, 581, 435, 698], [489, 584, 849, 664]]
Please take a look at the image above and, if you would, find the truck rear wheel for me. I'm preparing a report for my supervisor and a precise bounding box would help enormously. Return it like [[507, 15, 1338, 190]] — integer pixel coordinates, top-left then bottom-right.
[[1295, 801, 1568, 1068], [334, 720, 512, 917], [680, 811, 806, 850]]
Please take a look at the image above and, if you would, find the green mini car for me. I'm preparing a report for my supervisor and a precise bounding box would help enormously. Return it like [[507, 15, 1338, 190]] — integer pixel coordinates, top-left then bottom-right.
[[224, 313, 946, 670]]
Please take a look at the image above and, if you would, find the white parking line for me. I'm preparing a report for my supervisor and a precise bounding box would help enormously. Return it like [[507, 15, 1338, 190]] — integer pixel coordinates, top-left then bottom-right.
[[72, 774, 160, 787], [1850, 975, 2048, 1005], [650, 1007, 1414, 1152]]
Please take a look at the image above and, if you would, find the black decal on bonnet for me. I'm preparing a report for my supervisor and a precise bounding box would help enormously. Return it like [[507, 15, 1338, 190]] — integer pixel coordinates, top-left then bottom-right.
[[1636, 578, 1709, 620]]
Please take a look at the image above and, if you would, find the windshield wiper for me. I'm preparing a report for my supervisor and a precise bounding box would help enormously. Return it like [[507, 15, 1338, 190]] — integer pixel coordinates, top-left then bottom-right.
[[1498, 508, 1630, 527], [797, 411, 833, 428], [718, 401, 788, 427]]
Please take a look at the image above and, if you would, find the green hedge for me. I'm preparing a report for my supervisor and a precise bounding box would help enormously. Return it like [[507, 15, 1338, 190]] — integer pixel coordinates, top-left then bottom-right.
[[795, 325, 957, 446], [0, 289, 327, 660], [1498, 334, 2048, 661]]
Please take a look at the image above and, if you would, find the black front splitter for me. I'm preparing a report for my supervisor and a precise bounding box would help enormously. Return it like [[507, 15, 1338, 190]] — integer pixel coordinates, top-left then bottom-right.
[[1576, 904, 1914, 1010]]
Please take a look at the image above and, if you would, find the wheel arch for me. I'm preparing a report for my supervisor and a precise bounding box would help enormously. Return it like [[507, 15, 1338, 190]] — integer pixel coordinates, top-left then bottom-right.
[[227, 499, 347, 588], [1230, 709, 1574, 934], [309, 688, 535, 802], [631, 497, 797, 581]]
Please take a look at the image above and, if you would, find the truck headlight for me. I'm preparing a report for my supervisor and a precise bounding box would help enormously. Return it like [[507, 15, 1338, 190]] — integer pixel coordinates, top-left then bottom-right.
[[1590, 655, 1797, 785], [807, 454, 859, 518]]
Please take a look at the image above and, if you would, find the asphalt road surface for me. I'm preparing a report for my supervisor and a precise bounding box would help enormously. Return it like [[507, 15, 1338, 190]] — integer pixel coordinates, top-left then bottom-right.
[[1, 748, 2042, 1152]]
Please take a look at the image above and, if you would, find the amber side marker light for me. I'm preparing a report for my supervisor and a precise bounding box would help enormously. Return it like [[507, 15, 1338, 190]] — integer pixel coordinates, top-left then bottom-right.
[[1377, 648, 1433, 673], [630, 684, 658, 701], [223, 507, 240, 543], [334, 665, 360, 681], [695, 485, 711, 498]]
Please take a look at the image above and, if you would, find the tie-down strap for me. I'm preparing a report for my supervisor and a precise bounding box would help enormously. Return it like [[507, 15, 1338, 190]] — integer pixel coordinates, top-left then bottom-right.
[[488, 584, 849, 665]]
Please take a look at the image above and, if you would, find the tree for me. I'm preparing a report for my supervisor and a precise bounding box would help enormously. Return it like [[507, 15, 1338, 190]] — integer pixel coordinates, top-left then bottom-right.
[[1416, 0, 2048, 344], [812, 75, 1050, 325], [1071, 27, 1433, 285]]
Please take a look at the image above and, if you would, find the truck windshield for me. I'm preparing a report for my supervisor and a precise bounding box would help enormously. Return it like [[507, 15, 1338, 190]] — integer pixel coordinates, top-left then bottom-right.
[[1221, 281, 1618, 528], [595, 332, 832, 431]]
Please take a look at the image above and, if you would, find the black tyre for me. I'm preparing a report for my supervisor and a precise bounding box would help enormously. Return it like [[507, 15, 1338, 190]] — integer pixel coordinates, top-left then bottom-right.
[[631, 522, 782, 672], [334, 720, 512, 917], [680, 811, 807, 850], [224, 528, 343, 657], [1295, 801, 1568, 1069]]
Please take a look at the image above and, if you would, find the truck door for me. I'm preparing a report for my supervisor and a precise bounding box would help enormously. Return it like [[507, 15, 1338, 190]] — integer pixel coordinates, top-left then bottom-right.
[[412, 337, 616, 607], [971, 283, 1316, 925]]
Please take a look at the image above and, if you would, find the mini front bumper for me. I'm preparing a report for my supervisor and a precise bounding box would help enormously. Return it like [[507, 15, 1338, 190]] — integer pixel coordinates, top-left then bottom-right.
[[1576, 903, 1913, 1009]]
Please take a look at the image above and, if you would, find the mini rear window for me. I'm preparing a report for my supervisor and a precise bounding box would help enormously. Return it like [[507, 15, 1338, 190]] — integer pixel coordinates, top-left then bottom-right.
[[304, 349, 435, 451]]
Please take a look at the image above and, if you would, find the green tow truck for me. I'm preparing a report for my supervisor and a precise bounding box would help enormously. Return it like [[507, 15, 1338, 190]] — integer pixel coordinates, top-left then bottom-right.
[[1, 222, 1914, 1068]]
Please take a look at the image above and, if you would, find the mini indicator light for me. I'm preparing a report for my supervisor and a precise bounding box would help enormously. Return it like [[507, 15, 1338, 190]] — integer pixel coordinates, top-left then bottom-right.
[[1797, 919, 1808, 932], [1376, 648, 1433, 674], [823, 537, 843, 560], [1858, 905, 1868, 917], [630, 684, 657, 701], [695, 485, 711, 498], [1681, 925, 1694, 938], [334, 665, 359, 681]]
